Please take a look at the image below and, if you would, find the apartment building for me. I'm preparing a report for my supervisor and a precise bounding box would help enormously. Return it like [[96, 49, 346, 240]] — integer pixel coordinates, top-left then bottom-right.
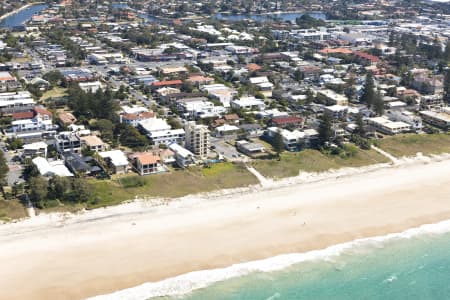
[[184, 121, 210, 159]]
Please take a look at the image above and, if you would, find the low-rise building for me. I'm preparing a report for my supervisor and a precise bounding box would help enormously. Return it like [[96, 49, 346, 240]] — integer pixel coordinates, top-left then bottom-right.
[[32, 157, 73, 177], [80, 135, 107, 152], [317, 90, 348, 106], [419, 109, 450, 129], [267, 127, 319, 151], [0, 91, 35, 114], [367, 117, 412, 135], [58, 112, 77, 126], [169, 143, 195, 168], [54, 132, 82, 154], [133, 153, 163, 176], [138, 118, 185, 146], [231, 96, 266, 111], [236, 140, 266, 157], [99, 150, 129, 174]]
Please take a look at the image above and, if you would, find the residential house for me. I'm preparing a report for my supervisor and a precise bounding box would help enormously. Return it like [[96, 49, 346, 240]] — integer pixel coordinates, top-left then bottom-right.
[[267, 127, 319, 151], [270, 116, 303, 129], [99, 150, 129, 174], [202, 84, 237, 107], [80, 135, 107, 152], [231, 96, 266, 111], [236, 140, 266, 157], [169, 143, 195, 168], [367, 117, 412, 134], [133, 153, 163, 176], [54, 132, 82, 154], [32, 157, 73, 177], [58, 112, 77, 126]]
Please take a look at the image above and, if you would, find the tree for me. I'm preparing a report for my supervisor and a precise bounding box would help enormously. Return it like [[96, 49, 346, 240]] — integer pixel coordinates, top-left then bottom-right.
[[49, 176, 71, 200], [373, 90, 384, 116], [7, 137, 24, 150], [360, 72, 375, 108], [93, 119, 114, 141], [70, 178, 92, 202], [354, 113, 366, 137], [444, 41, 450, 62], [29, 176, 49, 207], [273, 129, 284, 156], [0, 151, 8, 186], [318, 112, 333, 146], [444, 69, 450, 103]]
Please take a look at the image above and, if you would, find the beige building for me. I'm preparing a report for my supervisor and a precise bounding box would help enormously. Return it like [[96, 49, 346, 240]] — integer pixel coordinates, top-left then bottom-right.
[[184, 121, 210, 159]]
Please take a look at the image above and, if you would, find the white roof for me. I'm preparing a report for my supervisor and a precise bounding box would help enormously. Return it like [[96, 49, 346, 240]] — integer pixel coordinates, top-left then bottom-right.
[[216, 124, 240, 132], [325, 105, 348, 112], [232, 97, 264, 107], [32, 157, 73, 177], [249, 77, 269, 84], [99, 150, 129, 167], [169, 143, 194, 158], [121, 105, 149, 114], [23, 142, 48, 151], [149, 128, 185, 138], [138, 118, 171, 132]]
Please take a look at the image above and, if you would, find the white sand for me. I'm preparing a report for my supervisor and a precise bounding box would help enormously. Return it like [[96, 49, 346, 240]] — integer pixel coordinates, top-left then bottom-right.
[[1, 155, 450, 299]]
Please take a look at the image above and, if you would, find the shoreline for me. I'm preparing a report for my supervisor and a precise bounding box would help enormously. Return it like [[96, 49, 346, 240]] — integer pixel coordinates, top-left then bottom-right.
[[2, 155, 450, 299], [89, 218, 450, 299]]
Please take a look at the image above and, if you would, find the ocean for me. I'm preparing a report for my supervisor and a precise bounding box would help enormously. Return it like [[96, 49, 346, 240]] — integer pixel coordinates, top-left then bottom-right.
[[90, 220, 450, 300]]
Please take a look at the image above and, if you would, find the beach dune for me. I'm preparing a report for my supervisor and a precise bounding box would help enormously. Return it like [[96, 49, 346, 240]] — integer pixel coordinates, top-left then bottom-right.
[[1, 159, 450, 299]]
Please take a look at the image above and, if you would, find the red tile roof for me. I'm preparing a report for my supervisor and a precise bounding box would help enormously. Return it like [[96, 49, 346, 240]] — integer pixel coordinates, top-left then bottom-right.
[[272, 116, 303, 125], [34, 107, 52, 117], [354, 51, 380, 63], [152, 80, 183, 87], [12, 111, 34, 120], [135, 153, 161, 165]]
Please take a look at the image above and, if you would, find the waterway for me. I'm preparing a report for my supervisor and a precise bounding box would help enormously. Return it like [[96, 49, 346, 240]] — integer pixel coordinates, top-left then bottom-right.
[[0, 4, 48, 28]]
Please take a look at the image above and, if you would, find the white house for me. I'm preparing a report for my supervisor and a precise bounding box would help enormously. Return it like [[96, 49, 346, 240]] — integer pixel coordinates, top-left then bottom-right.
[[231, 96, 266, 111], [169, 143, 195, 168], [99, 150, 129, 174]]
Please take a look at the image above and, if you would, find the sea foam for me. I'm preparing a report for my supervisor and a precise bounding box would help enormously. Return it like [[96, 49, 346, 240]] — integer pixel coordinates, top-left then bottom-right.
[[87, 219, 450, 300]]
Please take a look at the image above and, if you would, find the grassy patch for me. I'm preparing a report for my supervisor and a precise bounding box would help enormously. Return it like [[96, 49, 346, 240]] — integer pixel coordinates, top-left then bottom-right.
[[87, 162, 258, 209], [251, 148, 389, 179], [41, 87, 67, 101], [11, 57, 30, 63], [376, 133, 450, 157], [0, 200, 27, 221]]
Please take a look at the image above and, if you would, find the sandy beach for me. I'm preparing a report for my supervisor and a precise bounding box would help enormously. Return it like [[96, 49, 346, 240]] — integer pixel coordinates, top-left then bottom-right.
[[2, 157, 450, 299]]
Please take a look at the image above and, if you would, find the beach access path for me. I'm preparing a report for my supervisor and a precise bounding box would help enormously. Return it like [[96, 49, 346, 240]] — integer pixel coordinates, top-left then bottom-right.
[[1, 158, 450, 299]]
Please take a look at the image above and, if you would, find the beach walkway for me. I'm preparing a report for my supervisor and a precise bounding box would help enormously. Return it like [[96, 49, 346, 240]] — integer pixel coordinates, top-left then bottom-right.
[[371, 145, 399, 164], [245, 165, 272, 187], [24, 194, 36, 218]]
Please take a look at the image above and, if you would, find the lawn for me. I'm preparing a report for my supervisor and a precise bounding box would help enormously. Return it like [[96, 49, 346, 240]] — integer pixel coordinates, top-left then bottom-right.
[[41, 87, 67, 101], [0, 199, 27, 222], [376, 133, 450, 157], [251, 148, 389, 179], [87, 162, 258, 209]]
